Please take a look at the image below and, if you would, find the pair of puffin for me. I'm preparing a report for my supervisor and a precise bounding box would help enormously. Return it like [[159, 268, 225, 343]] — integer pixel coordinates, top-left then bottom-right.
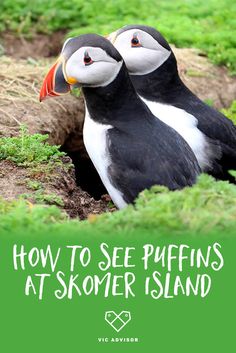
[[40, 25, 236, 209]]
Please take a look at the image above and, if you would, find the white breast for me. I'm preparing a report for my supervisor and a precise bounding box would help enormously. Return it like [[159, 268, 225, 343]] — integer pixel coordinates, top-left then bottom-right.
[[83, 107, 127, 209], [140, 97, 210, 171]]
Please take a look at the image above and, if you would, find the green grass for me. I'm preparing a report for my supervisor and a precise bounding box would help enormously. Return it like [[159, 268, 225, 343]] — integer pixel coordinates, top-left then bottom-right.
[[24, 180, 64, 206], [26, 180, 42, 190], [0, 174, 235, 237], [0, 0, 236, 73], [22, 190, 64, 207], [0, 198, 67, 232], [221, 101, 236, 124], [0, 125, 65, 167], [87, 174, 236, 235], [0, 126, 69, 208]]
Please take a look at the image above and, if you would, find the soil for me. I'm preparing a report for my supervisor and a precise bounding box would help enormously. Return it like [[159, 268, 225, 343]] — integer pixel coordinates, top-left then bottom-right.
[[0, 32, 235, 218], [0, 159, 115, 219], [1, 31, 66, 58]]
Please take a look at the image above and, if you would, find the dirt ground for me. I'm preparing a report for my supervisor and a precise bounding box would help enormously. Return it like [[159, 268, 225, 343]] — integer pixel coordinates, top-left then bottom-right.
[[0, 32, 236, 218], [0, 159, 114, 219], [1, 32, 66, 59]]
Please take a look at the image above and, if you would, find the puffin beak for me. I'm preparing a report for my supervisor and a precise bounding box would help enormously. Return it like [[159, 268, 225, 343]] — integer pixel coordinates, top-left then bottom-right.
[[39, 55, 72, 102], [106, 30, 118, 44]]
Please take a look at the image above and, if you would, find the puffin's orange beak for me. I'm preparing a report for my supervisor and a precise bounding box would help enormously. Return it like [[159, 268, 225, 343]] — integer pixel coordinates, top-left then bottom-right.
[[39, 56, 71, 102]]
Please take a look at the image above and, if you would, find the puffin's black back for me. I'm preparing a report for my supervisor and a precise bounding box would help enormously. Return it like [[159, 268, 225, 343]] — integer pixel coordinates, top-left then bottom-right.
[[82, 63, 201, 203], [123, 25, 236, 182]]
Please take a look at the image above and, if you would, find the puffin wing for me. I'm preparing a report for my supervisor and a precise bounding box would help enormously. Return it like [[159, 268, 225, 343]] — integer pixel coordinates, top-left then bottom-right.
[[107, 124, 200, 204], [184, 96, 236, 174]]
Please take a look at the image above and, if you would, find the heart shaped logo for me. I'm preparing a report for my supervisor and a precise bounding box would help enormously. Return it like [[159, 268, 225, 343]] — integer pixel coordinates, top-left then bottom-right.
[[105, 311, 131, 332]]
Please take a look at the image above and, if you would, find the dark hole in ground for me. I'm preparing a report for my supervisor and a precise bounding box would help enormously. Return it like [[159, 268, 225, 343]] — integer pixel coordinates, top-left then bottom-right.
[[59, 103, 107, 200], [65, 150, 107, 200]]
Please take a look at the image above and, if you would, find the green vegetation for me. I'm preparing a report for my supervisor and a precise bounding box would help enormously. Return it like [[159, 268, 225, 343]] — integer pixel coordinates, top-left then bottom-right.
[[0, 198, 66, 232], [0, 0, 236, 73], [0, 127, 68, 208], [204, 99, 214, 107], [0, 125, 65, 167], [186, 69, 207, 78], [85, 174, 236, 236], [22, 190, 64, 206], [221, 100, 236, 124], [0, 175, 235, 236], [26, 180, 42, 190], [25, 180, 64, 206]]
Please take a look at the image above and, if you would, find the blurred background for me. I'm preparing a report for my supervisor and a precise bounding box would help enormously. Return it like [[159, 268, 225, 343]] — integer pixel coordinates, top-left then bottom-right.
[[0, 0, 235, 72]]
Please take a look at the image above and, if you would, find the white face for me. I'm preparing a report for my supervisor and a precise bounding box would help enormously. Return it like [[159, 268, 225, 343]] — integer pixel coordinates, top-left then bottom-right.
[[112, 29, 171, 75], [64, 46, 123, 87]]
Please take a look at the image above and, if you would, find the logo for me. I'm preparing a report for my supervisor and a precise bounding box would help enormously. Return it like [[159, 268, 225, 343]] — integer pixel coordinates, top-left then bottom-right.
[[105, 311, 131, 332]]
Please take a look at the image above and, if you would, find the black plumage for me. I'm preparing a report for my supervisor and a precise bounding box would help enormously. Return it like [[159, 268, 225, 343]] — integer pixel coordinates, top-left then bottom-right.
[[118, 25, 236, 183], [44, 33, 201, 207], [83, 59, 201, 204]]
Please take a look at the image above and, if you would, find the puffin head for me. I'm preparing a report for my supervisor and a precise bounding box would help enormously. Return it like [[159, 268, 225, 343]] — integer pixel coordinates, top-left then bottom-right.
[[39, 34, 123, 101], [108, 24, 173, 76]]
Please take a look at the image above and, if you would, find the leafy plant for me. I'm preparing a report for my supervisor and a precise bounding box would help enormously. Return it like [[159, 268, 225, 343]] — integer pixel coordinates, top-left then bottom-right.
[[0, 125, 65, 167], [0, 175, 235, 236], [22, 190, 64, 207], [221, 100, 236, 124], [204, 99, 214, 107], [25, 178, 64, 207], [0, 197, 66, 231], [26, 180, 42, 190], [85, 174, 236, 235]]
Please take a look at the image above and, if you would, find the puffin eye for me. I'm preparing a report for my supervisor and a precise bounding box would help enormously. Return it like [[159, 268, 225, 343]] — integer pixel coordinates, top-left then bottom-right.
[[84, 52, 93, 66], [131, 36, 141, 47]]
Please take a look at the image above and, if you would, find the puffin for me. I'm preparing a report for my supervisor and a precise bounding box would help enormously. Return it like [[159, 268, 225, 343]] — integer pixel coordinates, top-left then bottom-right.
[[109, 24, 236, 183], [39, 34, 200, 209]]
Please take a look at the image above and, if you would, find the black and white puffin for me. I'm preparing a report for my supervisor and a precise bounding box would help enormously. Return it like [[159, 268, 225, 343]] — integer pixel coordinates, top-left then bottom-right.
[[109, 24, 236, 183], [39, 34, 200, 209]]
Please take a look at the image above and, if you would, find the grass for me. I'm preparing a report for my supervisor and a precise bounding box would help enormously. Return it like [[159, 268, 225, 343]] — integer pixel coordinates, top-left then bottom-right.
[[25, 179, 64, 206], [0, 198, 66, 231], [26, 180, 42, 190], [0, 55, 49, 104], [221, 101, 236, 124], [84, 174, 236, 236], [0, 125, 65, 167], [0, 0, 236, 73], [22, 190, 64, 206], [0, 126, 70, 208], [0, 174, 235, 237]]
